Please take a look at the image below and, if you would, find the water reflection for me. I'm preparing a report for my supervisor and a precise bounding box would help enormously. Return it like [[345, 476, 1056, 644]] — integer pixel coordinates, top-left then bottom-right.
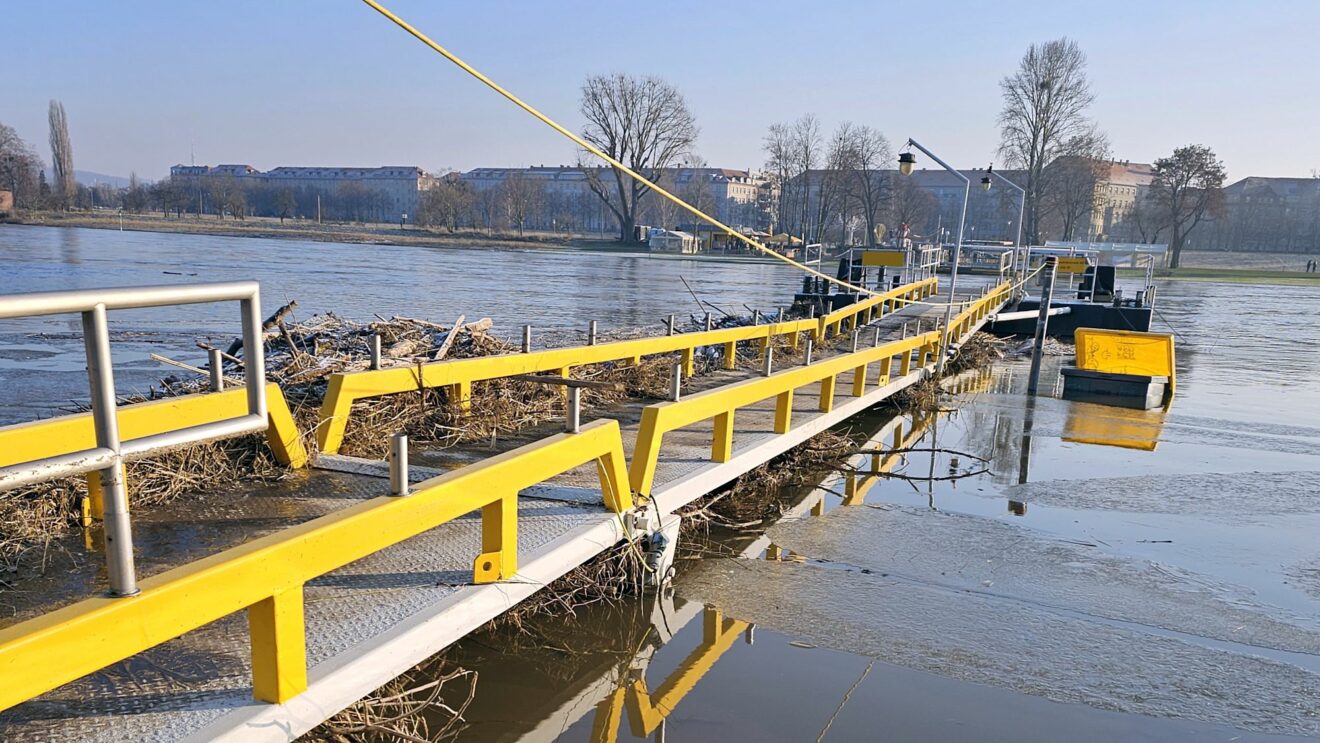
[[1062, 401, 1165, 452]]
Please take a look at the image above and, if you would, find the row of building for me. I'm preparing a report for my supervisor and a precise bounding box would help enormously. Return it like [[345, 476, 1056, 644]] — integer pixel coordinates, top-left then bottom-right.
[[167, 162, 1320, 252]]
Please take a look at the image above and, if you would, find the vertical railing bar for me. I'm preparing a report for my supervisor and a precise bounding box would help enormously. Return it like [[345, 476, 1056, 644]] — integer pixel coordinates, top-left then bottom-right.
[[83, 304, 139, 597]]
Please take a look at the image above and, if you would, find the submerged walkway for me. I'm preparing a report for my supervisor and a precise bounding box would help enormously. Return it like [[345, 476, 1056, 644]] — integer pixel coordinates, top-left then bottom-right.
[[0, 280, 1007, 742]]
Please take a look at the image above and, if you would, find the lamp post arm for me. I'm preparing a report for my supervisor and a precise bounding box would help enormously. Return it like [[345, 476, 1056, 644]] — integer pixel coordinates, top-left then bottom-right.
[[905, 139, 967, 377]]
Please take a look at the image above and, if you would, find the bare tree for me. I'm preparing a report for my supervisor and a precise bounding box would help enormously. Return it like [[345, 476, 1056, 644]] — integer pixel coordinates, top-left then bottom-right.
[[579, 74, 698, 242], [885, 174, 938, 238], [1039, 129, 1110, 240], [998, 38, 1096, 244], [0, 122, 42, 209], [762, 122, 794, 233], [273, 187, 297, 223], [832, 122, 891, 245], [499, 171, 543, 237], [48, 101, 76, 209], [1149, 144, 1226, 268]]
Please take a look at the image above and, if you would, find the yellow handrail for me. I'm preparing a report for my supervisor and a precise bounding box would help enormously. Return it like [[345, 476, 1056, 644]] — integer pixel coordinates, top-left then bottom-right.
[[316, 278, 937, 454], [628, 330, 942, 496], [0, 418, 632, 712], [0, 384, 308, 518]]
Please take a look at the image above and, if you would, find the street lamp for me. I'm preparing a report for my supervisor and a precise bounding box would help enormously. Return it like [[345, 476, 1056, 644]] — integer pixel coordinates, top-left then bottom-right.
[[898, 139, 967, 377], [980, 175, 992, 191], [898, 152, 917, 176], [983, 164, 1027, 288]]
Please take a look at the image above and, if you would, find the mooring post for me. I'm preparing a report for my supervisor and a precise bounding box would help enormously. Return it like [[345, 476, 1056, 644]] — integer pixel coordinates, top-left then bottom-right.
[[1027, 257, 1059, 396], [208, 348, 224, 392], [667, 314, 676, 336], [522, 324, 532, 353], [567, 387, 581, 433], [389, 433, 409, 496], [669, 362, 683, 401], [704, 312, 713, 332], [369, 333, 382, 371], [763, 346, 774, 376], [587, 320, 597, 346], [804, 337, 814, 366]]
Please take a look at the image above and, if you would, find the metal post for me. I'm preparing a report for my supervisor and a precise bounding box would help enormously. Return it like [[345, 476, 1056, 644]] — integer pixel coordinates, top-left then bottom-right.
[[777, 307, 785, 323], [369, 333, 382, 370], [808, 304, 817, 319], [1027, 258, 1058, 396], [851, 330, 859, 353], [704, 312, 713, 332], [588, 320, 597, 346], [208, 348, 224, 392], [669, 363, 682, 401], [804, 338, 814, 366], [873, 326, 882, 347], [567, 387, 581, 433], [906, 139, 969, 378], [389, 433, 409, 496], [762, 346, 774, 376], [667, 314, 676, 336], [752, 310, 760, 326], [83, 304, 138, 596], [902, 322, 909, 339], [522, 324, 532, 353]]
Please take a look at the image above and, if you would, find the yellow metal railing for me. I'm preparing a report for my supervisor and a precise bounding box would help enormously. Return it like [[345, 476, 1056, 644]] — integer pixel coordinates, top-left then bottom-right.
[[946, 281, 1012, 343], [817, 276, 937, 338], [0, 384, 308, 518], [315, 277, 938, 455], [0, 418, 632, 712], [628, 330, 943, 496]]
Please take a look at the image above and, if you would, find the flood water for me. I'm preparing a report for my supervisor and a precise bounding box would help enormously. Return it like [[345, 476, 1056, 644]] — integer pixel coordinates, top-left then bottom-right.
[[4, 225, 1320, 740], [0, 225, 800, 424], [440, 279, 1320, 738]]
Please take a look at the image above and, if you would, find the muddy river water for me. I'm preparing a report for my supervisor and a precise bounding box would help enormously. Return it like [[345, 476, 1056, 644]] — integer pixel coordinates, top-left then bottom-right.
[[3, 225, 1320, 740]]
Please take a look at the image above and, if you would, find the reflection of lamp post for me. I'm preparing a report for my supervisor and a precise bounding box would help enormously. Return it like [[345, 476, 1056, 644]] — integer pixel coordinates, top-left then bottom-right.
[[983, 164, 1026, 286], [899, 139, 967, 377]]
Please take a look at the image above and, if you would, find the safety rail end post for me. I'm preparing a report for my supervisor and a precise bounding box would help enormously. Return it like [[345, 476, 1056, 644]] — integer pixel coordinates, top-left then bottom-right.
[[389, 433, 409, 496], [369, 334, 382, 371], [208, 348, 224, 392]]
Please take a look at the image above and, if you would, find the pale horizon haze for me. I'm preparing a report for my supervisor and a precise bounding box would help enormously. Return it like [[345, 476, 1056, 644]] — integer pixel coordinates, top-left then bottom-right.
[[5, 0, 1317, 183]]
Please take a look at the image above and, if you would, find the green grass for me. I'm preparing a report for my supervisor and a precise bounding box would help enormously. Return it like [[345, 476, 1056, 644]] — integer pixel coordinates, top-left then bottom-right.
[[1117, 266, 1320, 286]]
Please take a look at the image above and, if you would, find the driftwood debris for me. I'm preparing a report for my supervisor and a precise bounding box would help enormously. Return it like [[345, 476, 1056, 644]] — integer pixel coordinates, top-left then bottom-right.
[[226, 300, 299, 357]]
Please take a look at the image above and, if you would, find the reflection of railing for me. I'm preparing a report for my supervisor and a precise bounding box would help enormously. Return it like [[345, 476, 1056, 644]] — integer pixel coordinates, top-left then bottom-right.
[[624, 608, 748, 738], [0, 419, 633, 712], [588, 606, 749, 743], [629, 331, 941, 497], [842, 410, 936, 506], [315, 277, 938, 455]]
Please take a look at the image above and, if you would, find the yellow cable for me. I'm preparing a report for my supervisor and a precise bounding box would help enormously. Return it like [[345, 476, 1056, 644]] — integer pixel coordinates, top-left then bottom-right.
[[360, 0, 880, 297]]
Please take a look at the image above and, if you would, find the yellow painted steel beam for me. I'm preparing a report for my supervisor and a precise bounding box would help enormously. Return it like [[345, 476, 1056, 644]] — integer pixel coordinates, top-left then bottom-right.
[[0, 383, 307, 471], [628, 331, 940, 496], [0, 419, 630, 712], [316, 317, 819, 455], [315, 278, 938, 456]]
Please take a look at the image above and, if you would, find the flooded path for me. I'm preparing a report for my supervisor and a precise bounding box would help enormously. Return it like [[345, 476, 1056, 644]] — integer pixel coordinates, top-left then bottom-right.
[[443, 280, 1320, 740]]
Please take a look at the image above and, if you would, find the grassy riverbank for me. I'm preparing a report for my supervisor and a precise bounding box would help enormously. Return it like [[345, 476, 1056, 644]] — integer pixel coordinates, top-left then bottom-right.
[[8, 210, 622, 252], [1119, 266, 1320, 286]]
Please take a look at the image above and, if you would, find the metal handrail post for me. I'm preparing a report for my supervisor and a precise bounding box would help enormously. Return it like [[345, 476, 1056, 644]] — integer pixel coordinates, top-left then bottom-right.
[[82, 304, 139, 596], [906, 139, 969, 378]]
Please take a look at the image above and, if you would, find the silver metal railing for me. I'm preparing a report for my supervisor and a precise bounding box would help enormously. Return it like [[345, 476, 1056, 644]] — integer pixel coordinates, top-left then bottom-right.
[[0, 281, 269, 596]]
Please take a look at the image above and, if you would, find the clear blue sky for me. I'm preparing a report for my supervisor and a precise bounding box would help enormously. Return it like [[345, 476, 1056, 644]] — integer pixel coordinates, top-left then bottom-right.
[[6, 0, 1316, 182]]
